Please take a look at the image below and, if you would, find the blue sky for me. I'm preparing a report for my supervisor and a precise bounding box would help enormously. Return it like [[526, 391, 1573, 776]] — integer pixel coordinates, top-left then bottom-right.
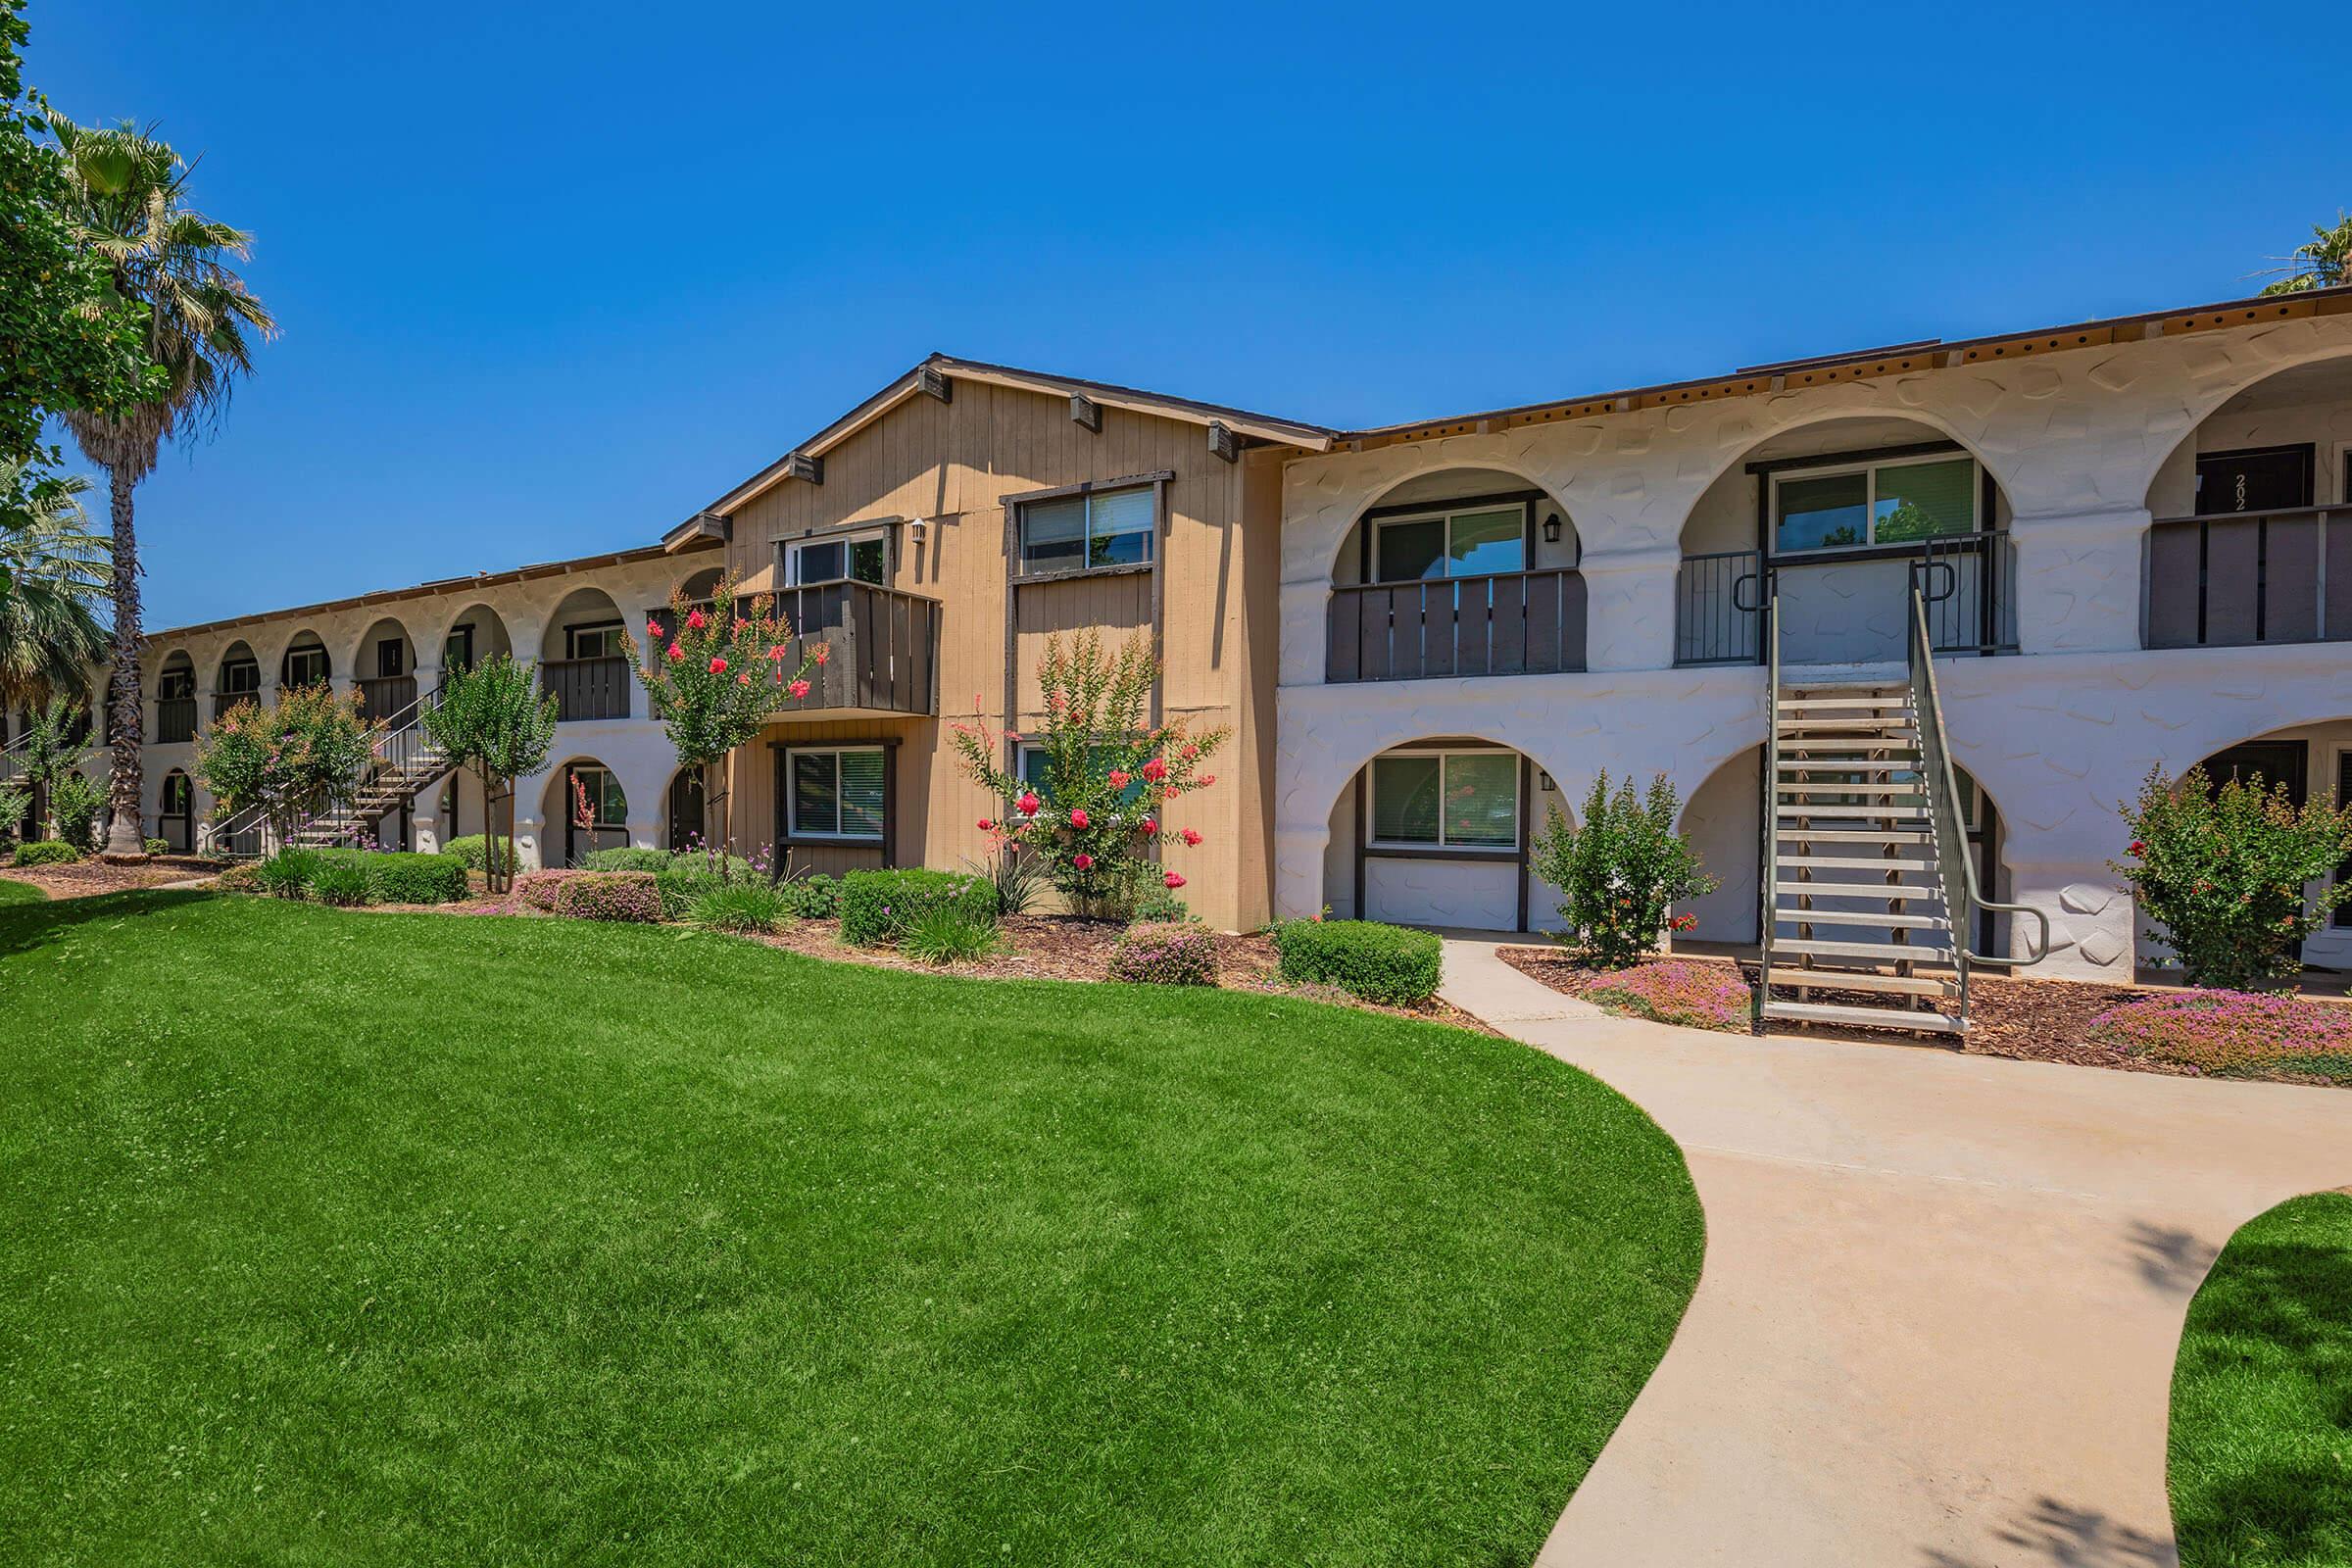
[[32, 0, 2351, 629]]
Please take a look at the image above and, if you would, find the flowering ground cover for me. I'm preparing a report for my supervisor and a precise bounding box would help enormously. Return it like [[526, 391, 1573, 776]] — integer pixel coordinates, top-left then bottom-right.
[[1583, 958, 1753, 1031], [2091, 992, 2352, 1086], [0, 890, 1700, 1566]]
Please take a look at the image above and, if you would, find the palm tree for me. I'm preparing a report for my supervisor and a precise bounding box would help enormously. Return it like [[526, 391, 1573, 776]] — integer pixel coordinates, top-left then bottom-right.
[[48, 117, 273, 858], [0, 457, 111, 714], [2258, 212, 2352, 295]]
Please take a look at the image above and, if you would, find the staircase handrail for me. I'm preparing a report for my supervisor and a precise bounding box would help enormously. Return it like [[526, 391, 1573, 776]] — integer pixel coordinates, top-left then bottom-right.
[[1906, 588, 2051, 979], [197, 687, 450, 858], [1752, 569, 1780, 1033]]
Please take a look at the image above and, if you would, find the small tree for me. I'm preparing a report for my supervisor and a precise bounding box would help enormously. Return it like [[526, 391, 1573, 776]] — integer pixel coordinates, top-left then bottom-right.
[[421, 654, 558, 894], [632, 571, 819, 861], [2114, 763, 2352, 990], [1532, 770, 1719, 969], [193, 684, 377, 848], [16, 693, 92, 843], [946, 629, 1226, 919]]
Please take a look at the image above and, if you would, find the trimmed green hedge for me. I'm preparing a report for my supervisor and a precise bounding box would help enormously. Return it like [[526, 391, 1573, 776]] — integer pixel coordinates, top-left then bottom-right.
[[1271, 918, 1444, 1005], [553, 871, 662, 923], [297, 850, 471, 906], [440, 835, 514, 875], [839, 868, 995, 947], [11, 841, 81, 867], [579, 847, 671, 873]]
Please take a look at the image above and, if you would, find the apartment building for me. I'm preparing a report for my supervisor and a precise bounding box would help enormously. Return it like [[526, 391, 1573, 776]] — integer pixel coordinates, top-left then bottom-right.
[[69, 282, 2352, 1005]]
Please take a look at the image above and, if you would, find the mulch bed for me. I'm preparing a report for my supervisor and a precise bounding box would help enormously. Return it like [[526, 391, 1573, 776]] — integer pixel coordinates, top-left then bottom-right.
[[0, 856, 223, 901], [1497, 947, 2347, 1085]]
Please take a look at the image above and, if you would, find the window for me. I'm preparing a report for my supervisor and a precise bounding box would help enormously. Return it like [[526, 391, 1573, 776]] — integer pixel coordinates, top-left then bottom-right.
[[220, 656, 260, 695], [162, 771, 192, 815], [789, 748, 885, 841], [375, 639, 405, 678], [1019, 484, 1154, 571], [443, 624, 475, 673], [1015, 743, 1149, 814], [1771, 453, 1979, 553], [159, 665, 194, 701], [565, 620, 625, 661], [1368, 750, 1519, 850], [1372, 504, 1526, 582], [568, 764, 627, 827], [787, 530, 888, 585], [282, 642, 328, 688]]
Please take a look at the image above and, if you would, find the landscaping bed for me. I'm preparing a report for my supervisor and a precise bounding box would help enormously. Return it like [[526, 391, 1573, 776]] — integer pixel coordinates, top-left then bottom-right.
[[1498, 948, 2352, 1087], [0, 854, 221, 901]]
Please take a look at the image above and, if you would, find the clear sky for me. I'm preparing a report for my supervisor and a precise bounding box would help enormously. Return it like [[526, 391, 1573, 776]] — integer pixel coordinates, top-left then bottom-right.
[[31, 0, 2352, 630]]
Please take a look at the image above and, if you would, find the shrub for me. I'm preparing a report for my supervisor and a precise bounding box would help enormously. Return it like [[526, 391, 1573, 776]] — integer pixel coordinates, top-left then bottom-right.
[[692, 881, 788, 935], [654, 863, 718, 921], [901, 905, 1001, 965], [48, 769, 103, 851], [777, 872, 840, 920], [553, 870, 662, 923], [143, 837, 169, 857], [2090, 991, 2352, 1085], [514, 870, 574, 911], [1271, 918, 1443, 1005], [1532, 771, 1718, 970], [580, 846, 670, 873], [1587, 959, 1751, 1032], [214, 860, 264, 893], [1128, 883, 1192, 924], [2115, 764, 2352, 990], [962, 844, 1051, 916], [11, 839, 80, 867], [363, 852, 469, 906], [308, 856, 374, 907], [1109, 921, 1218, 985], [839, 867, 996, 947], [257, 848, 319, 899], [441, 834, 514, 876]]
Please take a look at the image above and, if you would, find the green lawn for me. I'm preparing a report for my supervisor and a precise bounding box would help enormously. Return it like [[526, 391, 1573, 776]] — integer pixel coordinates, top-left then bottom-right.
[[0, 892, 1702, 1566], [2170, 1191, 2352, 1568], [0, 874, 45, 904]]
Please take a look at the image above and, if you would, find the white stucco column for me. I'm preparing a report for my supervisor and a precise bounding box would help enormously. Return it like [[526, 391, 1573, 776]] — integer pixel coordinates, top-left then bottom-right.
[[1273, 823, 1330, 920], [2002, 850, 2136, 982], [626, 815, 662, 853], [513, 811, 547, 871], [1578, 543, 1682, 671], [2010, 506, 2148, 656]]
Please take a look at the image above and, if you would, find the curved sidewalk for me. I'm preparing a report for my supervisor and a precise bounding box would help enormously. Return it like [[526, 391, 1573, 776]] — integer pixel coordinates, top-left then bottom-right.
[[1438, 939, 2352, 1568]]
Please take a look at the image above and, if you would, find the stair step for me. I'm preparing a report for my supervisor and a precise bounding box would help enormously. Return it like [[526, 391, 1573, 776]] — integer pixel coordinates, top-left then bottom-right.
[[1762, 999, 1963, 1033], [1778, 783, 1927, 798], [1770, 879, 1943, 900], [1780, 808, 1931, 824], [1779, 827, 1935, 844], [1778, 759, 1922, 773], [1776, 694, 1910, 710], [1766, 967, 1954, 997], [1778, 854, 1936, 872], [1776, 936, 1954, 962], [1775, 906, 1950, 930], [1776, 718, 1917, 733]]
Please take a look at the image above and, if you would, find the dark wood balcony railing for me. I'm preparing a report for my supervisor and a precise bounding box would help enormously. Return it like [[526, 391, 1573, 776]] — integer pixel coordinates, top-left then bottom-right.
[[2144, 505, 2352, 649], [358, 674, 418, 724], [214, 690, 261, 721], [540, 656, 633, 722], [1675, 534, 2019, 665], [157, 697, 197, 743], [770, 580, 942, 714], [1325, 567, 1587, 682]]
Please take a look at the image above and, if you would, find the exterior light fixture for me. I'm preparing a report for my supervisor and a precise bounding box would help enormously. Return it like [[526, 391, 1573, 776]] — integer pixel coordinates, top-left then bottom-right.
[[1542, 512, 1563, 544]]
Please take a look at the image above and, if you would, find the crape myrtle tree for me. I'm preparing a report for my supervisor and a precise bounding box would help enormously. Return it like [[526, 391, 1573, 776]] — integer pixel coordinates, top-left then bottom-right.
[[947, 629, 1226, 919], [1531, 770, 1719, 970], [632, 570, 820, 864], [193, 684, 377, 850], [421, 654, 558, 894]]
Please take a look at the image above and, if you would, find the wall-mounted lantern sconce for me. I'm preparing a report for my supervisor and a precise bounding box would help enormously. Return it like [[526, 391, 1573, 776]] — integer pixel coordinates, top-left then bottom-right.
[[1538, 770, 1556, 793], [1542, 512, 1563, 544]]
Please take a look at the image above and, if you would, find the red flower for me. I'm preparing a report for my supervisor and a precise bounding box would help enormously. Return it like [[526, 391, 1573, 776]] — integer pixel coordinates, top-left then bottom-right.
[[1068, 808, 1090, 830], [978, 818, 994, 832], [1140, 817, 1157, 836], [2129, 840, 2146, 856], [1017, 791, 1041, 815], [735, 672, 752, 686], [766, 644, 786, 662], [1106, 768, 1130, 789], [732, 617, 749, 634], [1141, 758, 1167, 783], [1163, 872, 1185, 889], [666, 643, 684, 662], [1072, 852, 1094, 870], [1198, 774, 1215, 788], [1179, 742, 1199, 760], [686, 608, 707, 630], [789, 678, 811, 699], [709, 656, 728, 674], [811, 643, 830, 665], [1180, 828, 1202, 847], [647, 619, 664, 639]]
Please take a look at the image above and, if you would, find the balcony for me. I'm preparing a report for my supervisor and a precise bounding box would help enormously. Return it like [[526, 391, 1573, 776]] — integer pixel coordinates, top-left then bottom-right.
[[771, 580, 942, 714], [157, 697, 197, 744], [214, 689, 261, 722], [1676, 535, 2018, 666], [540, 656, 633, 722], [1325, 567, 1587, 683], [358, 674, 418, 724], [2144, 505, 2352, 650]]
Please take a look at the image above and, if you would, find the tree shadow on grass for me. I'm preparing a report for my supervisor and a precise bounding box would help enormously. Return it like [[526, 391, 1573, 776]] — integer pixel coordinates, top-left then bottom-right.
[[0, 887, 222, 959]]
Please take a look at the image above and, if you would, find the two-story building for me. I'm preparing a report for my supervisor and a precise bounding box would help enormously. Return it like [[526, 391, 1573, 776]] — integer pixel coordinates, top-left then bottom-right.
[[97, 282, 2352, 1003]]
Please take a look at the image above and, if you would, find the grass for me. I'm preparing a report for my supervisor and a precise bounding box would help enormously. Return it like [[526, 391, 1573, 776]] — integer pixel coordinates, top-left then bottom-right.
[[2169, 1191, 2352, 1568], [0, 875, 44, 905], [0, 892, 1702, 1566]]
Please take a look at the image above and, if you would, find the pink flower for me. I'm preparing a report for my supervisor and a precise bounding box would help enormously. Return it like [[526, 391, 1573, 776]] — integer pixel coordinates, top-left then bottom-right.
[[978, 818, 994, 832], [1140, 817, 1157, 836], [789, 678, 811, 699], [736, 672, 751, 686], [1179, 742, 1199, 760], [1017, 791, 1041, 815], [811, 643, 830, 665], [767, 644, 786, 662], [732, 617, 749, 634], [686, 608, 707, 630], [1106, 768, 1130, 788], [666, 643, 684, 662], [1141, 758, 1167, 783], [1163, 871, 1185, 890], [1068, 808, 1090, 830], [1180, 828, 1202, 847], [1198, 774, 1215, 788], [647, 619, 664, 639], [709, 657, 727, 674], [1072, 853, 1094, 870]]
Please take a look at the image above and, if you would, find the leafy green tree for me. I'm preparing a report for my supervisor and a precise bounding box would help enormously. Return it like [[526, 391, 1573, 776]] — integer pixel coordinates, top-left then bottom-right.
[[47, 113, 273, 858], [2258, 212, 2352, 295], [193, 684, 377, 850], [1532, 770, 1719, 970], [421, 655, 558, 893], [2114, 763, 2352, 989], [14, 693, 88, 841], [0, 457, 108, 711]]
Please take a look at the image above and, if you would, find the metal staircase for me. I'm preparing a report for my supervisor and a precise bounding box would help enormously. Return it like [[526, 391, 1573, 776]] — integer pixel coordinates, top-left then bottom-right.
[[200, 688, 453, 858], [1753, 576, 2049, 1035]]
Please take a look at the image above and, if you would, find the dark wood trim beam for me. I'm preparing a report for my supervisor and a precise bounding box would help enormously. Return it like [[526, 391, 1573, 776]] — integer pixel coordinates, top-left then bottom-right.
[[1207, 420, 1239, 464], [784, 452, 823, 485], [1070, 392, 1101, 432], [917, 365, 952, 403]]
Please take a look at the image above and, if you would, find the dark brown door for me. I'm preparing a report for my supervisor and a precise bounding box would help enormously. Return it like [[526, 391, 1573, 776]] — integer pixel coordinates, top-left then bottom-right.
[[2195, 446, 2313, 515]]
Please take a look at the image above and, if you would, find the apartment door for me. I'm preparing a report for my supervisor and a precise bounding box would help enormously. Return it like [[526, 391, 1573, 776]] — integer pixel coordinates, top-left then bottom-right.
[[2195, 446, 2313, 515]]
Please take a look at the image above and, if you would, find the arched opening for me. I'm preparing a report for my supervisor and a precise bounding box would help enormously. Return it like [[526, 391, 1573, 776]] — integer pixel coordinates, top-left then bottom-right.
[[277, 629, 331, 695], [542, 758, 628, 866], [676, 565, 724, 606], [665, 765, 707, 854], [156, 768, 194, 853], [155, 652, 197, 743], [1320, 736, 1562, 931], [353, 616, 419, 723], [2189, 719, 2352, 972], [438, 603, 513, 677], [2142, 355, 2352, 651], [1326, 466, 1585, 682], [215, 641, 262, 721], [1675, 416, 2014, 667], [540, 589, 631, 723]]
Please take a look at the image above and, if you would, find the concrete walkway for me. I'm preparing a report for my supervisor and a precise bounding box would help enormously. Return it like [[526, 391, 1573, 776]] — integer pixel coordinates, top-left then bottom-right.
[[1437, 939, 2352, 1568]]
